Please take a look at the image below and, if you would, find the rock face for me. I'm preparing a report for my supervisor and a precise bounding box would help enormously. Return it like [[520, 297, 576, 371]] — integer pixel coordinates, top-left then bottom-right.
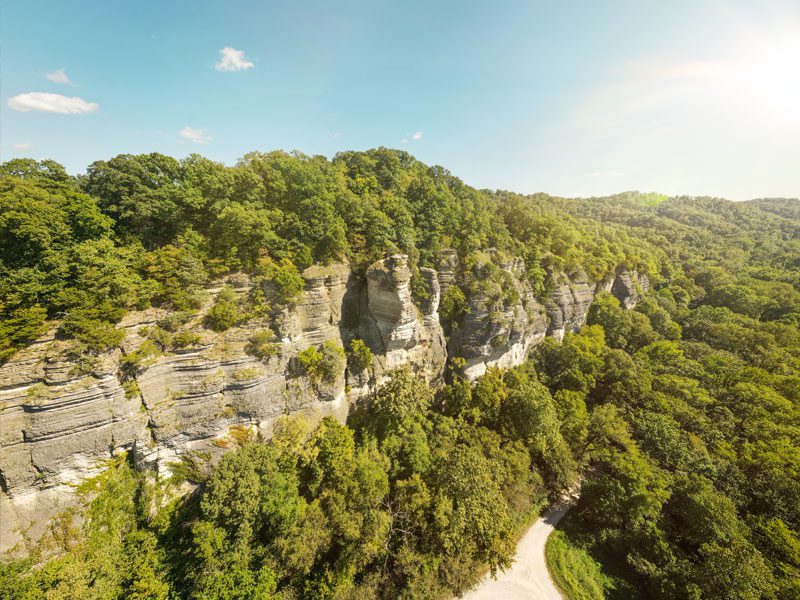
[[0, 365, 147, 555], [543, 269, 649, 341], [359, 256, 446, 383], [448, 255, 548, 380], [435, 249, 459, 297], [446, 258, 651, 378], [611, 269, 650, 309], [0, 252, 648, 557], [545, 272, 598, 342], [0, 256, 446, 556]]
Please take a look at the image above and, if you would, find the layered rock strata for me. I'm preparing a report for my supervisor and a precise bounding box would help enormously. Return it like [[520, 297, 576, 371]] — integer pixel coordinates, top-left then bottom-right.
[[359, 256, 446, 383], [0, 252, 647, 556], [447, 255, 548, 380], [0, 256, 445, 555], [446, 256, 649, 378], [545, 272, 600, 341]]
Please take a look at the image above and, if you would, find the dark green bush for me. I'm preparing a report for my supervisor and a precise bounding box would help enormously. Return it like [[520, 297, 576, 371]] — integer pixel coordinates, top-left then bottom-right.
[[157, 311, 194, 332], [204, 287, 242, 332], [60, 312, 125, 353], [255, 257, 305, 308], [172, 331, 202, 348], [298, 340, 345, 383], [347, 338, 373, 373], [439, 285, 468, 331], [0, 306, 47, 363]]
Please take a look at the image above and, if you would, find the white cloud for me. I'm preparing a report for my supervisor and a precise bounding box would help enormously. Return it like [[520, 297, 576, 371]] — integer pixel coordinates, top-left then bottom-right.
[[214, 47, 254, 72], [7, 92, 98, 114], [46, 69, 73, 85], [412, 131, 423, 140], [179, 126, 213, 144], [13, 142, 32, 151]]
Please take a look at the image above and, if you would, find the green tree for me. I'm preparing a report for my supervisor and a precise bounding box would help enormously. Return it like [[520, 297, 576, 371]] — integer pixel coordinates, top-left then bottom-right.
[[204, 286, 242, 331]]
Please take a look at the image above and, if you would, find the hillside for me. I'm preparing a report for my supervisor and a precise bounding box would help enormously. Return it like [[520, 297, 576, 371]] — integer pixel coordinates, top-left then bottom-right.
[[0, 150, 798, 599]]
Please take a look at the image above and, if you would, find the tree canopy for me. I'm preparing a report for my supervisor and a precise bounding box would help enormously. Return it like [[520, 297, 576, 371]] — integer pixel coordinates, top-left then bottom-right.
[[1, 150, 799, 599]]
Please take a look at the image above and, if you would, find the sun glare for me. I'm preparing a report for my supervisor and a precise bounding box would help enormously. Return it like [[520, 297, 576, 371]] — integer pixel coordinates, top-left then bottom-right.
[[731, 29, 800, 121]]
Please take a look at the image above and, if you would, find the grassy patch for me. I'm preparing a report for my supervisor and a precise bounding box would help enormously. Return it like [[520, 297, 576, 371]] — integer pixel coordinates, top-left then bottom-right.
[[546, 529, 606, 599], [545, 511, 639, 600]]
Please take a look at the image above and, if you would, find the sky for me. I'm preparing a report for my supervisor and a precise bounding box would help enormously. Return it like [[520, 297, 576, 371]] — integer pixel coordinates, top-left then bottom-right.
[[2, 0, 799, 200]]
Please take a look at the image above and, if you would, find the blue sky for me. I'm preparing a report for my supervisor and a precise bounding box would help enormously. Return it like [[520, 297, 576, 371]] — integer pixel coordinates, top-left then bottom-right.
[[2, 0, 799, 200]]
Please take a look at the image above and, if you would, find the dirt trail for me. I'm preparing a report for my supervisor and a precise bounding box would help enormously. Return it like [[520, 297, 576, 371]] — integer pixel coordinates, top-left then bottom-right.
[[462, 493, 578, 600]]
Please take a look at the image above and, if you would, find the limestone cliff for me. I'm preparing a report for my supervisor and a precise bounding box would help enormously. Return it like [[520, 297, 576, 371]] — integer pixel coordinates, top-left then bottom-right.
[[447, 254, 548, 380], [545, 272, 602, 342], [0, 252, 647, 556], [443, 251, 650, 379], [359, 256, 446, 383], [0, 256, 445, 555]]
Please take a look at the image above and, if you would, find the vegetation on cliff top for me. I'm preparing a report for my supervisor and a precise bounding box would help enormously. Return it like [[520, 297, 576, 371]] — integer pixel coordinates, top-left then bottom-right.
[[1, 149, 663, 362]]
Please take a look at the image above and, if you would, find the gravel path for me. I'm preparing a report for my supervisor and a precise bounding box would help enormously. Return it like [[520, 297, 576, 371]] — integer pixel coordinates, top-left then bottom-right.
[[461, 499, 574, 600]]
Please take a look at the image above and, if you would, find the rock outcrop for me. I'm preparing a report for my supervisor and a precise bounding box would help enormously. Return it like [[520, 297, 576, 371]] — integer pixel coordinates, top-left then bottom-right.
[[0, 251, 648, 556], [0, 341, 149, 554], [611, 269, 650, 309], [0, 256, 446, 556], [359, 256, 446, 383], [447, 255, 548, 380], [543, 269, 649, 341], [435, 249, 459, 297], [446, 257, 651, 378], [545, 272, 598, 341]]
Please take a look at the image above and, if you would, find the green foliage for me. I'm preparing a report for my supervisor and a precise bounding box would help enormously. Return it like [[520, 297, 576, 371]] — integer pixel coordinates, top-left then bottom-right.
[[120, 339, 162, 382], [435, 443, 515, 576], [60, 312, 126, 353], [439, 284, 468, 331], [157, 311, 193, 332], [296, 346, 322, 379], [499, 377, 576, 490], [172, 330, 202, 349], [169, 451, 212, 486], [347, 338, 373, 373], [1, 157, 71, 184], [297, 340, 346, 384], [189, 443, 303, 596], [546, 510, 642, 600], [454, 252, 522, 329], [588, 292, 658, 352], [544, 260, 799, 599], [553, 389, 590, 456], [0, 455, 170, 599], [245, 330, 281, 360], [360, 365, 433, 435], [318, 341, 347, 384], [546, 529, 608, 600], [141, 324, 173, 350], [143, 243, 208, 311], [535, 326, 606, 395], [0, 305, 47, 362], [254, 256, 305, 308], [204, 286, 242, 332]]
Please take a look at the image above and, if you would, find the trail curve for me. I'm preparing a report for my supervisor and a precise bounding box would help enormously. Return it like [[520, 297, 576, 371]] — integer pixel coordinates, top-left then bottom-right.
[[462, 493, 578, 600]]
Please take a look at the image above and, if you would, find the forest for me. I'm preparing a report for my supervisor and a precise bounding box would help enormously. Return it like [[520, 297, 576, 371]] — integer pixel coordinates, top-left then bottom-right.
[[0, 149, 798, 599]]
